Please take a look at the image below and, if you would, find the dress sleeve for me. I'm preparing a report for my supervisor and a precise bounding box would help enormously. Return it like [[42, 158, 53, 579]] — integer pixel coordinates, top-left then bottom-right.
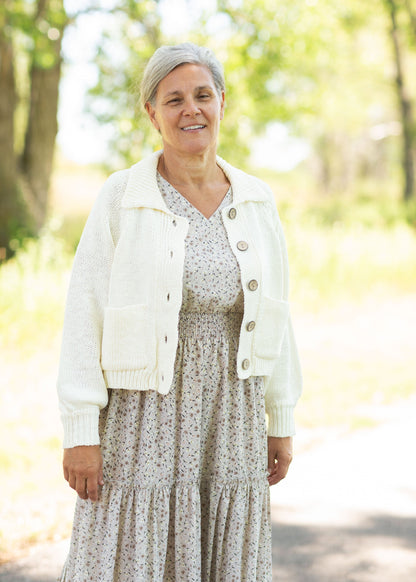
[[263, 192, 302, 437], [57, 175, 120, 448]]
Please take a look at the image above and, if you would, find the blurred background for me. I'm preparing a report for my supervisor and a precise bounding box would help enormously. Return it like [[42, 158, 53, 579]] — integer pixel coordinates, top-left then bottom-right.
[[0, 0, 415, 576]]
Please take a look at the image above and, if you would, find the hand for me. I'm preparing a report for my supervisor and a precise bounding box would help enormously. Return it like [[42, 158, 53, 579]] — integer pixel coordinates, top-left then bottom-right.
[[267, 436, 293, 486], [63, 445, 104, 502]]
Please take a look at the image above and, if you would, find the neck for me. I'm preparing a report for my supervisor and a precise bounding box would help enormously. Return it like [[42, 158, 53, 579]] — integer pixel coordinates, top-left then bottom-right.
[[158, 147, 220, 187]]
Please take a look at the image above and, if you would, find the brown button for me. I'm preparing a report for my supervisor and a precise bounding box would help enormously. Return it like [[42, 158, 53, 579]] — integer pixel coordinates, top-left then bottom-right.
[[248, 279, 258, 291], [242, 358, 250, 370], [246, 321, 256, 332], [237, 241, 248, 251], [228, 208, 237, 219]]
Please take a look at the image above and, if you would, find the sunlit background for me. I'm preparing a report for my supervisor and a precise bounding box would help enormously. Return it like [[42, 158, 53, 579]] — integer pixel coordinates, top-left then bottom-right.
[[1, 0, 416, 578]]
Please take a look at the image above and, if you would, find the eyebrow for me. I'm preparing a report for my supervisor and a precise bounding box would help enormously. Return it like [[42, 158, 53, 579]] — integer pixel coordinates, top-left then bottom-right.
[[163, 86, 214, 97]]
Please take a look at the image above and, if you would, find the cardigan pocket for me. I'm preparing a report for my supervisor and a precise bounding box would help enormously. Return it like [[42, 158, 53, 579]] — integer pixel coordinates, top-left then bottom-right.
[[254, 297, 290, 359], [101, 304, 155, 370]]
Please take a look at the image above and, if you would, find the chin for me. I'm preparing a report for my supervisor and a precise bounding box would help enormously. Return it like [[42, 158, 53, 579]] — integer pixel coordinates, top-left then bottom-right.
[[182, 140, 216, 156]]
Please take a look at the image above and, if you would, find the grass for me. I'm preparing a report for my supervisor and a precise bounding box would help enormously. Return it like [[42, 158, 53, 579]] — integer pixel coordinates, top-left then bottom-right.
[[0, 230, 73, 356], [287, 222, 416, 309], [1, 163, 416, 560]]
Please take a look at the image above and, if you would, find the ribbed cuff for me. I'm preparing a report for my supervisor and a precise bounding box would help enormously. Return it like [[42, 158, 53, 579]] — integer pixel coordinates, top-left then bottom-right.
[[62, 410, 100, 449], [266, 404, 296, 437]]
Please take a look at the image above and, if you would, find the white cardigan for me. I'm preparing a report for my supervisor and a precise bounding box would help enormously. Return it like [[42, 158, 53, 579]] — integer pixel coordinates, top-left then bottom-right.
[[57, 151, 302, 448]]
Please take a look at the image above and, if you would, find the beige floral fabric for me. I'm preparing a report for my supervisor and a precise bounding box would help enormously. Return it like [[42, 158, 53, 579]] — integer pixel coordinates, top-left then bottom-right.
[[60, 175, 272, 581]]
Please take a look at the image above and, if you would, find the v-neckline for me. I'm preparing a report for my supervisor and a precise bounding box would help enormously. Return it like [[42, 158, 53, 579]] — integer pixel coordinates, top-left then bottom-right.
[[157, 173, 232, 221]]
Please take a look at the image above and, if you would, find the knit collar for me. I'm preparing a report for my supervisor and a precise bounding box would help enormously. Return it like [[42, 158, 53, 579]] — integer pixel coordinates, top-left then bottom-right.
[[121, 150, 270, 211]]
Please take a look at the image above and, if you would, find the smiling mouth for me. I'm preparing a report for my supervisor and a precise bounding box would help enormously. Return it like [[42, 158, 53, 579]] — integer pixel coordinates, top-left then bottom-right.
[[181, 125, 206, 131]]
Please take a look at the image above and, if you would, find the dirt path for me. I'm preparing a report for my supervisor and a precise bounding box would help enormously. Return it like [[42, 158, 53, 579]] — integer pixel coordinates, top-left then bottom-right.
[[1, 397, 415, 582], [270, 397, 416, 581]]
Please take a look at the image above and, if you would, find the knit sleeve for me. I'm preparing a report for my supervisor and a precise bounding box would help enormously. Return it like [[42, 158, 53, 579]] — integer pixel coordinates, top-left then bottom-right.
[[264, 316, 302, 436], [262, 189, 303, 437], [57, 172, 125, 448]]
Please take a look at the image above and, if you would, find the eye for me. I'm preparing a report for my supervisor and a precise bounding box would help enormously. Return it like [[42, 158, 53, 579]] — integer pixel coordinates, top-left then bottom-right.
[[167, 98, 181, 105], [198, 94, 210, 99]]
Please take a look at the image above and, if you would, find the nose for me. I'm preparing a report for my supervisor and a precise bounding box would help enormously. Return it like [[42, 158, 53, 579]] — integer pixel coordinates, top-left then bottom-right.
[[183, 97, 201, 116]]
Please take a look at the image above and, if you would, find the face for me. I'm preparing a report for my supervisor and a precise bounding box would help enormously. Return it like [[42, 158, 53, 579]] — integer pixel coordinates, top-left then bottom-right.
[[145, 63, 225, 158]]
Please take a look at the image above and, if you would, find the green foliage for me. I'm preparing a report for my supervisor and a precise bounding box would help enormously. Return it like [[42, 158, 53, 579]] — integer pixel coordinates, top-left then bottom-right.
[[287, 221, 416, 309], [0, 228, 73, 354], [51, 214, 86, 253], [85, 0, 163, 170], [80, 0, 414, 194], [216, 0, 403, 179], [0, 0, 68, 254], [404, 196, 416, 227], [2, 0, 66, 70]]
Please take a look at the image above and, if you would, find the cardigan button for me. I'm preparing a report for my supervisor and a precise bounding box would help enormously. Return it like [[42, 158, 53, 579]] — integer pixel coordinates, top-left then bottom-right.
[[228, 207, 237, 219], [248, 279, 258, 291], [237, 241, 248, 251], [242, 358, 250, 370], [246, 321, 256, 332]]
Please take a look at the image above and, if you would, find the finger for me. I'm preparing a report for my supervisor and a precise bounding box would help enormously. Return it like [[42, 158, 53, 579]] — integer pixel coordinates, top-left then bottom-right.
[[68, 473, 76, 491], [86, 475, 99, 502], [267, 447, 276, 476], [63, 464, 69, 482], [98, 466, 104, 487], [75, 476, 88, 500], [268, 474, 280, 486], [267, 463, 279, 486], [275, 459, 290, 482], [268, 456, 292, 486], [268, 467, 284, 486]]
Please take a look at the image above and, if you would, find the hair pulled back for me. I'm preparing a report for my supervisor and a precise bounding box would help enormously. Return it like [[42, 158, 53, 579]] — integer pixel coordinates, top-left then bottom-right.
[[140, 42, 225, 109]]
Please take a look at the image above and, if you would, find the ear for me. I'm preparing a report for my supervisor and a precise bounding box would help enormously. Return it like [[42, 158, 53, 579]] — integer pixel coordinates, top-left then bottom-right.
[[145, 102, 160, 131], [219, 91, 225, 121]]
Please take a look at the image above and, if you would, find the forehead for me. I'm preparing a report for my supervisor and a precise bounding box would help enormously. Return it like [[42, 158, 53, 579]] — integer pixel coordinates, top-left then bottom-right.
[[157, 63, 216, 96]]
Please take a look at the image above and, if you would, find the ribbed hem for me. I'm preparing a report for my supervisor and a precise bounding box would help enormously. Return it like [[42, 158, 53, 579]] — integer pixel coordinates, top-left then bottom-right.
[[104, 368, 155, 388], [103, 368, 172, 394], [62, 410, 100, 449], [236, 356, 275, 380], [266, 404, 296, 437]]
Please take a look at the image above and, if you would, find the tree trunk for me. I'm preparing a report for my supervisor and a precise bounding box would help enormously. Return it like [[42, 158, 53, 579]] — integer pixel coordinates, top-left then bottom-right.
[[404, 0, 416, 39], [385, 0, 415, 201], [21, 0, 67, 231], [0, 16, 28, 258]]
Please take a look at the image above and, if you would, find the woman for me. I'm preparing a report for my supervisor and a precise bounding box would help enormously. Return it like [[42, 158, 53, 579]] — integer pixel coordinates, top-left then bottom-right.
[[58, 42, 302, 581]]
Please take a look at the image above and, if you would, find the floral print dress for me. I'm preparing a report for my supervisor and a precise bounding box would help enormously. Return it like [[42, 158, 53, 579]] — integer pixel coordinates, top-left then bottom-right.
[[60, 174, 272, 582]]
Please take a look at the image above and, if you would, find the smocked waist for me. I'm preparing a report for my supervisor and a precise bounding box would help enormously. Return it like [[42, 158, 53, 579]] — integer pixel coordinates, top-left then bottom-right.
[[178, 311, 243, 340]]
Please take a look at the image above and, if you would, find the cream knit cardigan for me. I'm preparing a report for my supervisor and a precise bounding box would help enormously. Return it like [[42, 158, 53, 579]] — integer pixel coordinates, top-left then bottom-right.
[[57, 151, 302, 448]]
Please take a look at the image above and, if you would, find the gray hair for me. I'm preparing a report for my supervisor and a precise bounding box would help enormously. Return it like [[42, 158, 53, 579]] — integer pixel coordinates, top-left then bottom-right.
[[140, 42, 225, 109]]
